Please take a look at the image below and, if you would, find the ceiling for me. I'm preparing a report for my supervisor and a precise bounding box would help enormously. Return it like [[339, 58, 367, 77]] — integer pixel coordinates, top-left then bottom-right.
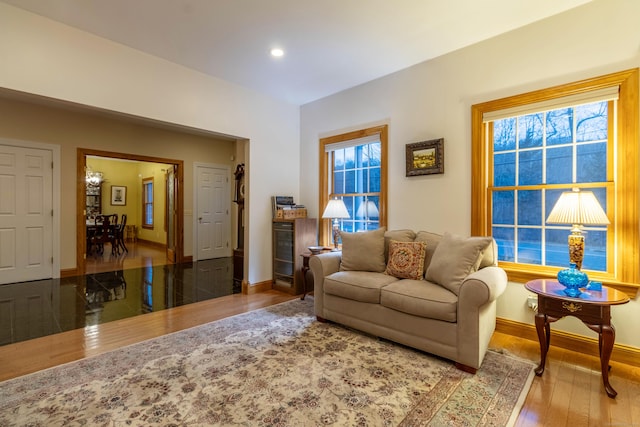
[[3, 0, 593, 106]]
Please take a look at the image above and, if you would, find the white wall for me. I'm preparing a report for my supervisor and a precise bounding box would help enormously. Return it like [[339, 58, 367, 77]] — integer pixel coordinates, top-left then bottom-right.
[[300, 0, 640, 348], [0, 3, 301, 285]]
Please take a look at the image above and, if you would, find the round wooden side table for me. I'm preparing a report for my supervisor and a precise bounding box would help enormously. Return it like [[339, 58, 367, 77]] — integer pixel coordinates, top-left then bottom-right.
[[525, 279, 629, 398]]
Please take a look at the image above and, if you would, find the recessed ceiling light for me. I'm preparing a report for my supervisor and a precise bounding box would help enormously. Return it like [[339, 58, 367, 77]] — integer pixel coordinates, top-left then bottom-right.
[[270, 48, 284, 58]]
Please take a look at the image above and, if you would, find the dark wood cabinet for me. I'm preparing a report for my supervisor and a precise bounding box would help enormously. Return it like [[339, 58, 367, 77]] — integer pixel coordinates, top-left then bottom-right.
[[86, 183, 101, 217], [272, 218, 317, 295]]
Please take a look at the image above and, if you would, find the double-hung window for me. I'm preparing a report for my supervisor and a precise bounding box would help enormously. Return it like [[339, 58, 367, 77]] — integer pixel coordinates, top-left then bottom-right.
[[319, 125, 387, 246], [142, 177, 154, 229], [471, 69, 638, 292]]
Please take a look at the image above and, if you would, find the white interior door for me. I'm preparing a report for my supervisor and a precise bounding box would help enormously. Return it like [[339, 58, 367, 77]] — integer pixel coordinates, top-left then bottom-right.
[[196, 164, 230, 260], [0, 144, 53, 284]]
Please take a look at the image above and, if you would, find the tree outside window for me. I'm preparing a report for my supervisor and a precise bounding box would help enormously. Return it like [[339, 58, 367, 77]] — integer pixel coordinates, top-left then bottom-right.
[[491, 101, 609, 271]]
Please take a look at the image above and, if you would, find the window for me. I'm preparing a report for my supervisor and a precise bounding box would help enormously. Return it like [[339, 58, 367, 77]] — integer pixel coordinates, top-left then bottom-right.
[[319, 125, 388, 246], [142, 177, 154, 229], [471, 69, 638, 292], [492, 100, 611, 270]]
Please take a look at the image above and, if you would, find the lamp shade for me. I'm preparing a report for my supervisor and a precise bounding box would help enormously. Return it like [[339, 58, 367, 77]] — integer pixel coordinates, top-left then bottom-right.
[[546, 188, 609, 226], [322, 198, 350, 219], [356, 200, 379, 219]]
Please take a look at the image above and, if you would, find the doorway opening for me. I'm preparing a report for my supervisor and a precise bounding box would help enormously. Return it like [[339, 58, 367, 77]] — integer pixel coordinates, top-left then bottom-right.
[[77, 148, 184, 275]]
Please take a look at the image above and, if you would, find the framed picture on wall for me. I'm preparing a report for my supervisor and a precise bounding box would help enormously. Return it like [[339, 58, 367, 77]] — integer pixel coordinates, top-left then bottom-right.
[[405, 138, 444, 176], [111, 185, 127, 206]]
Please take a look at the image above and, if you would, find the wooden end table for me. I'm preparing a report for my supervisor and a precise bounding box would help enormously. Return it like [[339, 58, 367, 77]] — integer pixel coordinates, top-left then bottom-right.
[[300, 249, 332, 300], [300, 252, 313, 300], [525, 279, 629, 398]]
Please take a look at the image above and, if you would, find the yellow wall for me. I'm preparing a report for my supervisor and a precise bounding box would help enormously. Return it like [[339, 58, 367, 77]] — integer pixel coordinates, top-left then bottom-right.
[[86, 158, 171, 245], [87, 158, 138, 227], [137, 162, 169, 244]]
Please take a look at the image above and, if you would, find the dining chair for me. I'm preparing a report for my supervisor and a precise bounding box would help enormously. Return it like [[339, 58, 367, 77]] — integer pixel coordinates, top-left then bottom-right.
[[115, 214, 128, 254], [90, 215, 118, 255]]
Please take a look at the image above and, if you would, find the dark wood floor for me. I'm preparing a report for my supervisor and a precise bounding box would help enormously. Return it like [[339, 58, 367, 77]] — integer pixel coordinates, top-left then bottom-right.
[[0, 286, 638, 426]]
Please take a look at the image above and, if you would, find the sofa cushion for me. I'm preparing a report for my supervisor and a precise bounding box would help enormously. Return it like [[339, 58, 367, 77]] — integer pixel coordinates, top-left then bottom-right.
[[414, 231, 442, 275], [425, 232, 493, 295], [385, 240, 426, 280], [339, 227, 386, 272], [324, 271, 398, 303], [381, 280, 457, 322]]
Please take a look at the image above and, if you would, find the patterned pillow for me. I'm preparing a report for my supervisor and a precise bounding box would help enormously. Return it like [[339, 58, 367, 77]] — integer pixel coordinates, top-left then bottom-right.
[[385, 240, 427, 280]]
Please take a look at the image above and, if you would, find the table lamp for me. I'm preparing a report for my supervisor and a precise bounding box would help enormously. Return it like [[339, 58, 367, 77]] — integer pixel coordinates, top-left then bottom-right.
[[322, 198, 350, 250], [356, 200, 379, 223], [546, 188, 610, 270]]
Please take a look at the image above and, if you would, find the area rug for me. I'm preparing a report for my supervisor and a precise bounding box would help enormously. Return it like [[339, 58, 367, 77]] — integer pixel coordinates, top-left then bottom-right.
[[0, 298, 534, 426]]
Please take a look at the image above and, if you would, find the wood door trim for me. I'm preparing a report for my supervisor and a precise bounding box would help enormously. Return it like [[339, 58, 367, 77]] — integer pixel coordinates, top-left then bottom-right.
[[76, 148, 184, 274]]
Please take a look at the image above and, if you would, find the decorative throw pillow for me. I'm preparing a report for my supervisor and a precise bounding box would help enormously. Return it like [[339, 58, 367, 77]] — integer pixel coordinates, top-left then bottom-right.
[[384, 229, 417, 261], [339, 227, 387, 272], [425, 232, 493, 295], [385, 240, 427, 280]]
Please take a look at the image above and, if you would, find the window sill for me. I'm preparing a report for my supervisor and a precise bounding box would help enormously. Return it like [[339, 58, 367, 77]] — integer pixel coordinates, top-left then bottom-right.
[[503, 265, 639, 298]]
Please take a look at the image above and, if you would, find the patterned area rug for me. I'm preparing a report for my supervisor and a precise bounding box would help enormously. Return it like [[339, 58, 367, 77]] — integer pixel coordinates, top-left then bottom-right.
[[0, 298, 534, 426]]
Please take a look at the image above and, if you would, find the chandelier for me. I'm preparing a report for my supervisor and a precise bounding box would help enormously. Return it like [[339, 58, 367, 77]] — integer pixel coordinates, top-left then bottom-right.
[[85, 166, 103, 187]]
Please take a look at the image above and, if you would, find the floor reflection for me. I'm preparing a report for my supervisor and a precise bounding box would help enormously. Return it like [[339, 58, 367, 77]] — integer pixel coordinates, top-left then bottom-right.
[[0, 258, 239, 346]]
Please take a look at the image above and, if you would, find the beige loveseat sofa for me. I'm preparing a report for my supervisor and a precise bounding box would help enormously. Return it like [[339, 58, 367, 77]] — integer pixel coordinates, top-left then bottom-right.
[[310, 228, 507, 373]]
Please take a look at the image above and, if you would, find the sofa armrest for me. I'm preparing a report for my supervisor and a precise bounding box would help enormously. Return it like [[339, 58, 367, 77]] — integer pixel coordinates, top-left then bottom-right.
[[457, 265, 507, 368], [458, 266, 507, 307], [309, 251, 342, 318]]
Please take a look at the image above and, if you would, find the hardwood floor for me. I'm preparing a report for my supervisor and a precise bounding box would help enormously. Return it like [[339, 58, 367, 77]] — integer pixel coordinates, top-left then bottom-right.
[[0, 290, 297, 382], [1, 291, 638, 426], [85, 241, 170, 274], [491, 330, 640, 426]]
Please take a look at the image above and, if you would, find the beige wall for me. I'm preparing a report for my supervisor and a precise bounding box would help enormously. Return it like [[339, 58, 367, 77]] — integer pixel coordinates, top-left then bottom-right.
[[0, 3, 301, 285], [0, 96, 235, 266], [300, 0, 640, 348]]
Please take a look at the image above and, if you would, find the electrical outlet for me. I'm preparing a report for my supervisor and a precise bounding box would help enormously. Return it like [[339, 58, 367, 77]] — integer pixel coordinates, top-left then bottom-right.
[[526, 294, 538, 311]]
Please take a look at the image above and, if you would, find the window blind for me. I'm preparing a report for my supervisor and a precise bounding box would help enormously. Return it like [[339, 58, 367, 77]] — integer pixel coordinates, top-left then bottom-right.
[[324, 133, 380, 152], [483, 86, 619, 123]]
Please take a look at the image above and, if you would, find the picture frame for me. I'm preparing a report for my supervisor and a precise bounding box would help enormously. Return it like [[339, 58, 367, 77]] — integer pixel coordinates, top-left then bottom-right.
[[405, 138, 444, 176], [110, 185, 127, 206]]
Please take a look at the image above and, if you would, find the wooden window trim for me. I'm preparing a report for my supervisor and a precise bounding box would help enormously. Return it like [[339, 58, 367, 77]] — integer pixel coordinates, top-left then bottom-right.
[[318, 124, 388, 246], [142, 177, 154, 230], [164, 172, 168, 233], [471, 69, 639, 296]]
